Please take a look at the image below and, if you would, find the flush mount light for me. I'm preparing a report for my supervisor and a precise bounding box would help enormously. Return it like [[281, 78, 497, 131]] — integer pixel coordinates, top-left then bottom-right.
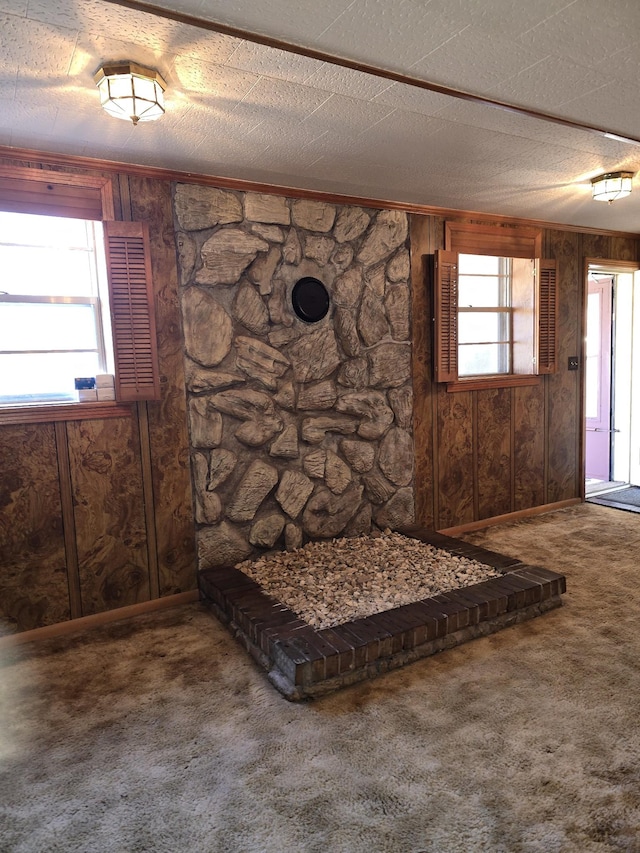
[[591, 171, 634, 203], [94, 62, 166, 125]]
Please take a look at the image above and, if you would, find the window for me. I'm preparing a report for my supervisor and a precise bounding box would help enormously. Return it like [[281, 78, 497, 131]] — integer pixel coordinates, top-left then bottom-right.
[[433, 223, 557, 387], [458, 254, 519, 376], [0, 165, 161, 416], [0, 212, 112, 405]]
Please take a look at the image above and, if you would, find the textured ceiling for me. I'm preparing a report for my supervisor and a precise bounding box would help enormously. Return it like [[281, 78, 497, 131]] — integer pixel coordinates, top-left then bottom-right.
[[2, 0, 640, 231]]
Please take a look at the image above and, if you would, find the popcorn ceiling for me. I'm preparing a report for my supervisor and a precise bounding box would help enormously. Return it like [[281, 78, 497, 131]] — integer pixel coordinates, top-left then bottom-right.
[[236, 531, 502, 629]]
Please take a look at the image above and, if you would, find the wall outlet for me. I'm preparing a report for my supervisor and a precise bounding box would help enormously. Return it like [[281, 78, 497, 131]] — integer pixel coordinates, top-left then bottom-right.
[[568, 356, 579, 370]]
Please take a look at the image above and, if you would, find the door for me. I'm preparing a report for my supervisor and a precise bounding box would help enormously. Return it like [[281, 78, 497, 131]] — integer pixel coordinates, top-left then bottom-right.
[[585, 276, 613, 480]]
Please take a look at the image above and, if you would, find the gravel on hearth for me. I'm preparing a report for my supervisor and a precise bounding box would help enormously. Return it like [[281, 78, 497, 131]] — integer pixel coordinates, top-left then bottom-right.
[[236, 530, 503, 629]]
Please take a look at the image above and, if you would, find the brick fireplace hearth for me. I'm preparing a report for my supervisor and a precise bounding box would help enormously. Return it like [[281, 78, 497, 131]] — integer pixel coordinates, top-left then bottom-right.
[[198, 526, 566, 700]]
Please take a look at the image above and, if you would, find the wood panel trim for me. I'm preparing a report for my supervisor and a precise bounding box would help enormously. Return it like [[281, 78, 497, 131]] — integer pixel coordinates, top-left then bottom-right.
[[510, 387, 516, 512], [544, 358, 551, 504], [445, 221, 542, 258], [118, 171, 133, 220], [579, 257, 588, 501], [472, 391, 479, 520], [0, 402, 133, 426], [137, 401, 160, 599], [446, 375, 541, 392], [585, 258, 640, 274], [0, 164, 114, 220], [431, 386, 440, 527], [120, 176, 159, 599], [438, 498, 581, 536], [0, 590, 199, 649], [579, 236, 587, 502], [2, 146, 639, 239], [54, 422, 82, 619], [581, 257, 640, 498]]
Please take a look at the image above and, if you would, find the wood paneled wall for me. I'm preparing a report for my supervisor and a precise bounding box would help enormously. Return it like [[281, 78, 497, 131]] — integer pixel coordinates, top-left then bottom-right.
[[410, 213, 640, 530], [0, 158, 195, 634], [2, 153, 639, 633]]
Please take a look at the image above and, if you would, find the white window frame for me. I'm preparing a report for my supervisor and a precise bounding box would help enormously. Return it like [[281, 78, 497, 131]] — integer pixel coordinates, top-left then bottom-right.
[[0, 215, 112, 406], [458, 255, 513, 377]]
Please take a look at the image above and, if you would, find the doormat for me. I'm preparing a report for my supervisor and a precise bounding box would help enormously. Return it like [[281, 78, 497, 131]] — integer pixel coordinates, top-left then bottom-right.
[[588, 486, 640, 513]]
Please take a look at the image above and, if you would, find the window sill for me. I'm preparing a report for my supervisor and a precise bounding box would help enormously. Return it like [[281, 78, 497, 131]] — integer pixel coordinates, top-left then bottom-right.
[[0, 400, 133, 426], [446, 375, 542, 392]]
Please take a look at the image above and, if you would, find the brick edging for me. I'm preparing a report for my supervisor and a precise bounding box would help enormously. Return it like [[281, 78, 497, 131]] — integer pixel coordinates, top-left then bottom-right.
[[198, 531, 566, 700]]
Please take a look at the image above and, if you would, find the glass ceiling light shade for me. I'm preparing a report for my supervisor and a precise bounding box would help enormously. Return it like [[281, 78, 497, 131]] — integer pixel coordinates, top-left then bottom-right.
[[94, 62, 166, 125], [591, 171, 634, 203]]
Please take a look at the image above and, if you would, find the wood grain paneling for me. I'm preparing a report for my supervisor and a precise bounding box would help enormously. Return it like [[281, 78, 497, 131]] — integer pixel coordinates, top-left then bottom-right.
[[129, 176, 196, 595], [410, 215, 435, 527], [581, 233, 611, 260], [609, 237, 639, 262], [2, 153, 639, 634], [436, 386, 474, 528], [410, 215, 640, 532], [54, 422, 82, 619], [0, 159, 196, 634], [513, 383, 545, 509], [0, 424, 68, 632], [476, 388, 511, 519], [546, 375, 581, 502], [66, 416, 150, 615]]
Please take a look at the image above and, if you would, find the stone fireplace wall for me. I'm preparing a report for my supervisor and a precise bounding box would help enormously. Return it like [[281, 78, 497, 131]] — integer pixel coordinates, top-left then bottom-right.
[[173, 184, 414, 569]]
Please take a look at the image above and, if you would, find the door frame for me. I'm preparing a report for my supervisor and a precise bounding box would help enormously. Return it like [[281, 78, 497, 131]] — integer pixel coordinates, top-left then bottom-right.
[[581, 258, 640, 499], [585, 274, 613, 481]]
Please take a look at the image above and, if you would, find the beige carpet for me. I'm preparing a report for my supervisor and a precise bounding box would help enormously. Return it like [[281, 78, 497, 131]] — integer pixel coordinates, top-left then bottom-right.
[[1, 503, 639, 853]]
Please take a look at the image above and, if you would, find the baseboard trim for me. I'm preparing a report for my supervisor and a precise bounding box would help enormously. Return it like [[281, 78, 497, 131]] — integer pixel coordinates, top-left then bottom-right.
[[0, 590, 200, 649], [438, 498, 582, 537]]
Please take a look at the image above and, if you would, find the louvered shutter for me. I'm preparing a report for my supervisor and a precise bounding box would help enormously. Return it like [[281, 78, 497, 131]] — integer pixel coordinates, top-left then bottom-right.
[[537, 258, 558, 374], [104, 220, 161, 401], [434, 249, 459, 382]]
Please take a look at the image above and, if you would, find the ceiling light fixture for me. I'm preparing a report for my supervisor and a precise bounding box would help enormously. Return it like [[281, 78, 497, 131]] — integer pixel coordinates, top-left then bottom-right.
[[591, 171, 634, 203], [94, 62, 166, 125]]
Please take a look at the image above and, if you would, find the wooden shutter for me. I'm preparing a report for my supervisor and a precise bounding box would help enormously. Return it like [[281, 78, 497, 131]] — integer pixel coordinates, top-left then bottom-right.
[[104, 220, 161, 401], [433, 250, 459, 382], [537, 258, 558, 374]]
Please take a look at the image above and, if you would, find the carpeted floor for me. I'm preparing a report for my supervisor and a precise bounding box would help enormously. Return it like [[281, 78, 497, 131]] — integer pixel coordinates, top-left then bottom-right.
[[1, 502, 639, 853]]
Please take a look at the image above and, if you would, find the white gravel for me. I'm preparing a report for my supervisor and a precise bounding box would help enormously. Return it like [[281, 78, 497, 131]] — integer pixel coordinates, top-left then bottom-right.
[[236, 530, 502, 629]]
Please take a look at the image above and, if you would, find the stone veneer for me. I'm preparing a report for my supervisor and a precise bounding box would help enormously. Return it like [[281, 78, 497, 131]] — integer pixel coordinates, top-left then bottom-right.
[[173, 184, 414, 570]]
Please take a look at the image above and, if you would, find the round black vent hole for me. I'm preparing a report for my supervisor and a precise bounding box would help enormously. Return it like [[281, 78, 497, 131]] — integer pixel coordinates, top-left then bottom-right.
[[291, 277, 330, 323]]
